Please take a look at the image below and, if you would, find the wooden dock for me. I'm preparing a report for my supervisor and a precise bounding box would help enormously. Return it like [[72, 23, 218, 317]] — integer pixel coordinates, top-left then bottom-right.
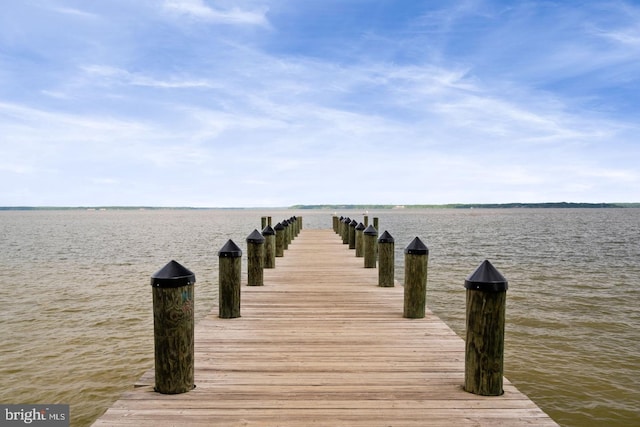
[[93, 229, 558, 426]]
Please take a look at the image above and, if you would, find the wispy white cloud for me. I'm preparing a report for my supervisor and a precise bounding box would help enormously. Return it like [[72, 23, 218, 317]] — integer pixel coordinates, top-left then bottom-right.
[[163, 0, 270, 27], [51, 7, 99, 19]]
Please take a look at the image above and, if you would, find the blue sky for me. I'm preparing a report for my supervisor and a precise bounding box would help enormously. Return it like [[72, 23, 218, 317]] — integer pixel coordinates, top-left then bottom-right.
[[1, 0, 639, 206]]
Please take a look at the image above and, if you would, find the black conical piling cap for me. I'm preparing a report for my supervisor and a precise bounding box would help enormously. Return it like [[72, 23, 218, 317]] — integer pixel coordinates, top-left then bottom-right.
[[355, 222, 366, 231], [218, 239, 242, 258], [464, 260, 508, 292], [262, 224, 275, 236], [378, 230, 394, 243], [404, 237, 428, 255], [363, 224, 378, 236], [247, 229, 265, 243], [150, 260, 195, 288], [274, 222, 284, 231]]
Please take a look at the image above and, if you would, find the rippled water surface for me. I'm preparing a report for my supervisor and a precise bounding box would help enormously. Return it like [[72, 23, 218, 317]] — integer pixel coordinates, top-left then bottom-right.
[[1, 208, 638, 426]]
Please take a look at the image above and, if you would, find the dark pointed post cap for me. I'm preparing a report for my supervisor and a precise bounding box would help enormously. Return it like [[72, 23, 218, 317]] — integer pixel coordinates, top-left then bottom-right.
[[246, 229, 265, 244], [218, 239, 242, 258], [464, 260, 508, 292], [150, 260, 196, 288], [274, 222, 284, 231], [350, 219, 358, 226], [378, 230, 395, 243], [262, 224, 275, 236], [363, 224, 378, 235], [355, 222, 366, 231], [404, 237, 428, 255]]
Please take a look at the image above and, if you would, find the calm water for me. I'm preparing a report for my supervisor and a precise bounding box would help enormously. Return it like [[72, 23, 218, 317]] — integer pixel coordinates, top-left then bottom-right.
[[1, 208, 638, 426]]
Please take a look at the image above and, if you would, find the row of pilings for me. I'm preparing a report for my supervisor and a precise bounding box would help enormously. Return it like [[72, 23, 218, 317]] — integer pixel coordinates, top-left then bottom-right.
[[149, 215, 302, 395], [149, 213, 508, 399], [333, 213, 509, 397]]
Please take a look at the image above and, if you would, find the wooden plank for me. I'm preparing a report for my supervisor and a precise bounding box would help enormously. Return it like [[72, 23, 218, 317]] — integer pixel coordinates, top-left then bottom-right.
[[93, 229, 558, 426]]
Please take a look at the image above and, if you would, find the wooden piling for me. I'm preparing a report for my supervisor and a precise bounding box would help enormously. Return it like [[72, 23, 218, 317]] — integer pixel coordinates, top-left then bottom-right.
[[246, 229, 265, 286], [403, 237, 429, 319], [150, 260, 195, 394], [348, 219, 357, 250], [378, 230, 395, 287], [262, 225, 276, 269], [218, 240, 242, 318], [341, 217, 350, 244], [355, 222, 365, 257], [274, 222, 285, 257], [363, 225, 378, 268], [464, 260, 508, 396]]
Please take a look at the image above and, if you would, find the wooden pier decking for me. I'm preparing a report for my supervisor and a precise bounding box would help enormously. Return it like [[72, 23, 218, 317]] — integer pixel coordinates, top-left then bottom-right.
[[93, 229, 558, 426]]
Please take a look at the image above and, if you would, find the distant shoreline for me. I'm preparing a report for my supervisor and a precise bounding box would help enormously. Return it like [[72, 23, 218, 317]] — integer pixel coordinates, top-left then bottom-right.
[[1, 202, 638, 211]]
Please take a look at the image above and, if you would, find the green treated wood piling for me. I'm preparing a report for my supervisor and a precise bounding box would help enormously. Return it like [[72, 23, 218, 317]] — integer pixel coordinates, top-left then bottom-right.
[[363, 225, 378, 268], [378, 231, 395, 287], [274, 222, 285, 257], [262, 225, 276, 269], [218, 240, 242, 319], [355, 222, 365, 257], [403, 237, 429, 318], [464, 260, 508, 396], [246, 229, 265, 286], [150, 260, 195, 394]]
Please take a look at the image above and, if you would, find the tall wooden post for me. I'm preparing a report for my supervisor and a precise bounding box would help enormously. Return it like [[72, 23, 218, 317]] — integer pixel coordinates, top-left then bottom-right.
[[283, 219, 291, 249], [218, 240, 242, 319], [373, 217, 379, 231], [348, 219, 357, 250], [403, 237, 429, 318], [363, 225, 378, 268], [341, 217, 350, 244], [274, 222, 285, 257], [150, 260, 195, 394], [355, 222, 365, 257], [262, 224, 276, 268], [378, 231, 395, 287], [464, 260, 508, 396], [333, 215, 339, 233], [246, 229, 265, 286]]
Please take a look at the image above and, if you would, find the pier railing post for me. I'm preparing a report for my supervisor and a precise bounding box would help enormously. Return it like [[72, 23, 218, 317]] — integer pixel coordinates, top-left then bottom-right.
[[378, 231, 395, 287], [464, 260, 508, 396], [355, 222, 365, 257], [282, 220, 290, 250], [363, 225, 378, 268], [262, 224, 276, 268], [274, 222, 285, 257], [403, 237, 429, 318], [341, 217, 350, 244], [246, 229, 265, 286], [348, 219, 357, 249], [150, 260, 195, 394], [218, 240, 242, 319]]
